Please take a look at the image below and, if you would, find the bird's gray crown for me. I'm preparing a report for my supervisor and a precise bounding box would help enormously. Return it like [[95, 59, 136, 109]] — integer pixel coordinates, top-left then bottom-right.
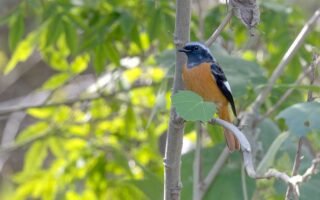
[[178, 42, 216, 68]]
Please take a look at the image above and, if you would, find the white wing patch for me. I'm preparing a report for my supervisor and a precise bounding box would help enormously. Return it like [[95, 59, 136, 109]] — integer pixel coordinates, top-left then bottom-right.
[[223, 81, 232, 92]]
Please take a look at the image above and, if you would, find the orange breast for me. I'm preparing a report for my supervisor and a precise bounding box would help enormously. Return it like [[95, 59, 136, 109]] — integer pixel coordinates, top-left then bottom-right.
[[182, 63, 228, 106]]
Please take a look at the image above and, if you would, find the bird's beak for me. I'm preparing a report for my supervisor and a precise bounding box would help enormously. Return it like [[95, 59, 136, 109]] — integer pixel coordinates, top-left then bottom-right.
[[178, 48, 190, 53]]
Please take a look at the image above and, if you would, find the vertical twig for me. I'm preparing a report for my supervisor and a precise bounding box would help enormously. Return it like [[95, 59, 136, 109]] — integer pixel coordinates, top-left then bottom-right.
[[193, 123, 203, 200], [196, 0, 205, 41], [199, 147, 230, 199], [164, 0, 191, 199], [307, 53, 318, 102], [285, 138, 303, 200], [241, 163, 249, 200]]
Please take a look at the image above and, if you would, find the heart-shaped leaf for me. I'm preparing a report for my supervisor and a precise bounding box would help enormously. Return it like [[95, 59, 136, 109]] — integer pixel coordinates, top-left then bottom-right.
[[172, 90, 216, 122]]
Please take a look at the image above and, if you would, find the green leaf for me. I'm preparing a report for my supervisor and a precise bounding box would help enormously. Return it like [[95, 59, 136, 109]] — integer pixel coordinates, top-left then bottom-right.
[[46, 16, 63, 46], [27, 107, 56, 119], [92, 44, 107, 74], [105, 43, 120, 66], [42, 73, 70, 90], [17, 121, 49, 143], [9, 13, 25, 51], [276, 102, 320, 137], [257, 132, 289, 174], [300, 173, 320, 200], [63, 20, 78, 54], [24, 141, 48, 172], [172, 90, 216, 122], [4, 31, 37, 74], [70, 54, 90, 74]]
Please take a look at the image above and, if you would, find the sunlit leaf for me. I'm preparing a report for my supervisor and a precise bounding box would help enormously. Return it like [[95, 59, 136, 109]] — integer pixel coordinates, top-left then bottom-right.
[[27, 107, 56, 119], [4, 31, 37, 74], [23, 141, 48, 172], [42, 73, 70, 90], [172, 90, 216, 122], [17, 122, 50, 143], [70, 53, 90, 74]]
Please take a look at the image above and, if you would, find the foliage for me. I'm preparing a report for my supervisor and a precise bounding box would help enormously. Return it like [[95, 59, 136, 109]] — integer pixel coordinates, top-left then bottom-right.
[[172, 91, 216, 122], [0, 0, 319, 200]]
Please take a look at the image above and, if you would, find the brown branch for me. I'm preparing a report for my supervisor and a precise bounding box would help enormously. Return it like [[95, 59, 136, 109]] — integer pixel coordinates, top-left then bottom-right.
[[164, 0, 191, 199]]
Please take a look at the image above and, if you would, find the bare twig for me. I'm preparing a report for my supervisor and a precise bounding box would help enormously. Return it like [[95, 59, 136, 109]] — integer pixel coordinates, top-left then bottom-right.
[[164, 0, 191, 199], [285, 138, 303, 200], [241, 163, 249, 200], [196, 0, 205, 41], [207, 117, 320, 199], [307, 53, 319, 102], [193, 123, 203, 200], [205, 9, 233, 47], [0, 83, 152, 116], [259, 64, 315, 121], [252, 8, 320, 113], [200, 147, 230, 199]]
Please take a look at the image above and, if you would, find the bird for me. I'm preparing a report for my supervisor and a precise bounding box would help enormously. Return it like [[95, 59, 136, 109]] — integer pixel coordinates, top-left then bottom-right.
[[178, 42, 240, 151]]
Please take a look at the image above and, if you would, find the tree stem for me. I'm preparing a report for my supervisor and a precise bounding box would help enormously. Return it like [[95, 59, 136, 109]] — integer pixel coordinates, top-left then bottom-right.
[[164, 0, 191, 199]]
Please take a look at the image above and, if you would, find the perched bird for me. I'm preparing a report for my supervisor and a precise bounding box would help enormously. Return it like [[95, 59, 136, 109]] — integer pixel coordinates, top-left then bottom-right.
[[178, 42, 240, 151]]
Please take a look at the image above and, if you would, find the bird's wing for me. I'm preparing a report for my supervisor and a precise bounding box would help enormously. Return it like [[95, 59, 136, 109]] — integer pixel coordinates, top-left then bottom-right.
[[210, 62, 237, 117]]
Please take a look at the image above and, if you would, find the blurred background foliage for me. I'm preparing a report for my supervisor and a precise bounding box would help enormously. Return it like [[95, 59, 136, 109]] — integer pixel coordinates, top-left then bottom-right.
[[0, 0, 319, 199]]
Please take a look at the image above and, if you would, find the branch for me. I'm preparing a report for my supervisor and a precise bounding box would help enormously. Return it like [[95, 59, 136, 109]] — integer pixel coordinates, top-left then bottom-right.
[[205, 9, 233, 47], [164, 0, 191, 199], [193, 123, 203, 200], [0, 82, 152, 116], [207, 118, 320, 196], [285, 138, 303, 200], [199, 147, 230, 199], [252, 8, 320, 113], [259, 63, 315, 121]]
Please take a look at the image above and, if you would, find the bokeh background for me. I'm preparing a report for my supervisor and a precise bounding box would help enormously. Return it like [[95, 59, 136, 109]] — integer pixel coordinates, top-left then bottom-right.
[[0, 0, 319, 199]]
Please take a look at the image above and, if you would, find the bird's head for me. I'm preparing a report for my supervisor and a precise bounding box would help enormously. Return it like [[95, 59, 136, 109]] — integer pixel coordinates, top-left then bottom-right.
[[178, 42, 216, 68]]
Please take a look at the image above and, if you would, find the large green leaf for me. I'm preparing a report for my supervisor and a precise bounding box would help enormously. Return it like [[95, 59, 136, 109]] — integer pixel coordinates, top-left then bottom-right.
[[172, 90, 216, 122], [257, 132, 289, 174], [276, 102, 320, 137], [181, 144, 256, 200]]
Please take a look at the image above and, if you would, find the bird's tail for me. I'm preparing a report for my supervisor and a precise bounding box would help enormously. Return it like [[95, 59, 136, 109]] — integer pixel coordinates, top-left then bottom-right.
[[219, 105, 240, 151]]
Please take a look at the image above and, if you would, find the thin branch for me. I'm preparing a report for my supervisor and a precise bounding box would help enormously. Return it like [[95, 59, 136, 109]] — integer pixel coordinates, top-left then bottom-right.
[[196, 0, 205, 41], [241, 163, 249, 200], [164, 0, 191, 199], [285, 138, 303, 200], [259, 63, 315, 121], [193, 123, 203, 200], [199, 147, 230, 199], [252, 8, 320, 113], [206, 117, 320, 194], [307, 53, 319, 102], [0, 83, 152, 116], [205, 9, 233, 47]]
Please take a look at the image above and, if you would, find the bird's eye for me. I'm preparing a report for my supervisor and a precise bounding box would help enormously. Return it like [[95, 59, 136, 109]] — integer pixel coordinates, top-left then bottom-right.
[[194, 46, 199, 50]]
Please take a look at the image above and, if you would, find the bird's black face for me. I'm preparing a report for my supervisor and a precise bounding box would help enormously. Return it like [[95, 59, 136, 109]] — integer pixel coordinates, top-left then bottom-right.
[[178, 42, 215, 68]]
